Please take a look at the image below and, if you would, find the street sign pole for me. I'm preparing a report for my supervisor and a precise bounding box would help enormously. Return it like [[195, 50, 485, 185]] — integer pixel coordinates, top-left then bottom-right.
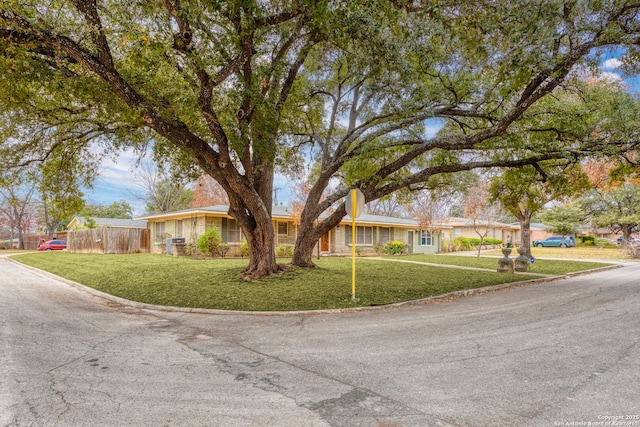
[[346, 189, 364, 300], [351, 190, 357, 299]]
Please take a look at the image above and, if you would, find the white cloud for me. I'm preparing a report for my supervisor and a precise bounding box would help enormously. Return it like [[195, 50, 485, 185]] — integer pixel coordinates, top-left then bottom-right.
[[599, 71, 624, 83], [84, 148, 149, 215], [602, 58, 623, 70]]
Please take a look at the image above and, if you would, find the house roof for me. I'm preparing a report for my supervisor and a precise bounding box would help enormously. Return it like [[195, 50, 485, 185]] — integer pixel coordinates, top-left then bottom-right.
[[510, 222, 551, 231], [442, 217, 519, 230], [342, 213, 418, 227], [137, 205, 421, 228], [136, 205, 294, 221], [69, 216, 147, 229], [136, 205, 522, 231]]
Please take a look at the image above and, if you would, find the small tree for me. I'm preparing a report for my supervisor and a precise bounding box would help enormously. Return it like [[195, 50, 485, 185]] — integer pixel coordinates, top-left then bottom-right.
[[0, 172, 38, 249], [490, 163, 589, 258], [462, 181, 503, 258], [197, 227, 224, 258], [540, 203, 584, 244]]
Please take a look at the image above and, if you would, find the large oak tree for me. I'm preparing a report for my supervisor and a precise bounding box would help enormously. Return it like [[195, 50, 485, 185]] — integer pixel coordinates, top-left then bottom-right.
[[3, 1, 640, 278]]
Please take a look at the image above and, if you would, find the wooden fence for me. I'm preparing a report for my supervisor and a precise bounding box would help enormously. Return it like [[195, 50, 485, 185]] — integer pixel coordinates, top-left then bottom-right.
[[23, 234, 53, 250], [68, 228, 150, 254]]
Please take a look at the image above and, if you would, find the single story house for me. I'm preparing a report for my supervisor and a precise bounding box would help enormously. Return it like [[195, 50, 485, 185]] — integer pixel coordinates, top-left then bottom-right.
[[517, 223, 628, 242], [525, 222, 551, 242], [136, 205, 449, 256], [441, 217, 520, 246]]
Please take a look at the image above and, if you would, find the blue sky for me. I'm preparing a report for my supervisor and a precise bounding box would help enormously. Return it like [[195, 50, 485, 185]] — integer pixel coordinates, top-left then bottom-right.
[[85, 150, 298, 217], [85, 53, 637, 217]]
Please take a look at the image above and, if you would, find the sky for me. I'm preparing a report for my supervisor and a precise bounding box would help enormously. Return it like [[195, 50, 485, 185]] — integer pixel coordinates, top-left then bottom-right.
[[84, 53, 637, 217], [85, 149, 299, 217]]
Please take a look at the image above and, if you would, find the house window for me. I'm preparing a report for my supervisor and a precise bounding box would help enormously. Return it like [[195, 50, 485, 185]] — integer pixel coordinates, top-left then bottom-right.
[[345, 225, 373, 245], [453, 228, 462, 237], [378, 227, 390, 244], [177, 220, 183, 237], [155, 222, 165, 242], [227, 219, 241, 243], [277, 221, 288, 236], [221, 217, 242, 243], [421, 230, 433, 246]]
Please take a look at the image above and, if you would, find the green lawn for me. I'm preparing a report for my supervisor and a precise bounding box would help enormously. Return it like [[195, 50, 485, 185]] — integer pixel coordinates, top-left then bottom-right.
[[10, 252, 613, 311]]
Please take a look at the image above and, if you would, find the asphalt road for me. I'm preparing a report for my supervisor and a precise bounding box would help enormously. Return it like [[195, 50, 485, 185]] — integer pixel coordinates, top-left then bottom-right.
[[1, 256, 639, 427]]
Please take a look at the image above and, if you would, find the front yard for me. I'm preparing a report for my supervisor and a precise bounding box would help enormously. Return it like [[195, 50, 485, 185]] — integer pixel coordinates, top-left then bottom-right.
[[10, 251, 614, 311]]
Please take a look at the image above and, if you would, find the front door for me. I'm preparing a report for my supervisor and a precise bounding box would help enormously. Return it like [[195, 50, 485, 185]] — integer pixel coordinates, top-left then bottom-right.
[[407, 231, 414, 254], [321, 232, 330, 252]]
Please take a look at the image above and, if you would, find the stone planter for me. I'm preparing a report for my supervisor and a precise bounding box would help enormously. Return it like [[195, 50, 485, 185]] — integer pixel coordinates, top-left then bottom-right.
[[514, 246, 530, 272], [497, 247, 514, 273]]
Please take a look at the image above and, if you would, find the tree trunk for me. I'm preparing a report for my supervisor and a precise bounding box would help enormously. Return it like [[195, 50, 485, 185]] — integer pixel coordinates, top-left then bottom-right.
[[518, 211, 532, 259], [17, 228, 25, 250], [291, 205, 346, 268], [621, 225, 634, 245], [226, 190, 283, 280], [291, 218, 320, 268], [243, 230, 283, 280]]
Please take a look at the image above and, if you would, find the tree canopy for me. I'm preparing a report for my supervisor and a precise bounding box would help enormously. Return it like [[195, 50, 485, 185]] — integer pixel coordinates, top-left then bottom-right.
[[580, 182, 640, 242], [82, 201, 134, 219], [540, 203, 584, 238], [3, 1, 640, 278]]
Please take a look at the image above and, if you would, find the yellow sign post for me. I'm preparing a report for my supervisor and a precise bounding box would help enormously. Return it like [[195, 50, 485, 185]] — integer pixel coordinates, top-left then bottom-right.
[[351, 190, 357, 299], [345, 189, 365, 300]]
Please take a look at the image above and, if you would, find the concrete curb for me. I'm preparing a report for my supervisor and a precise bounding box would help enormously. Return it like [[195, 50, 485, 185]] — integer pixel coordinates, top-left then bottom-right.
[[5, 256, 623, 317]]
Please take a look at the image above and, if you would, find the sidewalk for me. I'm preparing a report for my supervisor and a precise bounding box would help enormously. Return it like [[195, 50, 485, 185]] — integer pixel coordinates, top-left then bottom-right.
[[366, 256, 557, 277]]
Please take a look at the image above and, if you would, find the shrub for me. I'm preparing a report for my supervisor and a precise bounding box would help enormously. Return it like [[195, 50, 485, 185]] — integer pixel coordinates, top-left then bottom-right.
[[184, 243, 197, 256], [239, 238, 249, 257], [467, 237, 502, 247], [452, 236, 472, 251], [276, 244, 294, 257], [216, 243, 230, 257], [373, 242, 385, 255], [440, 239, 453, 253], [383, 240, 408, 255], [197, 227, 224, 258], [577, 235, 596, 246]]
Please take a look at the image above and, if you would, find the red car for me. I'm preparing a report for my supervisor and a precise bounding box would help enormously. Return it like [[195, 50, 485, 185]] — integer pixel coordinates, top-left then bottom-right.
[[38, 240, 67, 251]]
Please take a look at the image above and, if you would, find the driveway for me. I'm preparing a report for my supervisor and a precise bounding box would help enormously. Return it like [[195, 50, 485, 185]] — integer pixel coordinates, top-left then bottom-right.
[[1, 256, 639, 426]]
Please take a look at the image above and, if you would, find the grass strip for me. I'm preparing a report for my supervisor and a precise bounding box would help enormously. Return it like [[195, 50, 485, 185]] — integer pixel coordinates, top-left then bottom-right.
[[11, 252, 609, 311], [391, 254, 612, 275]]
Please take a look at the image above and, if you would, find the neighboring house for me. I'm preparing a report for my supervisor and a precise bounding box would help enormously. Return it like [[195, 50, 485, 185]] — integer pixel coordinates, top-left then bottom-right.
[[137, 205, 448, 256], [578, 227, 629, 241], [527, 223, 551, 242], [67, 216, 148, 231], [441, 217, 520, 246], [509, 222, 553, 243]]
